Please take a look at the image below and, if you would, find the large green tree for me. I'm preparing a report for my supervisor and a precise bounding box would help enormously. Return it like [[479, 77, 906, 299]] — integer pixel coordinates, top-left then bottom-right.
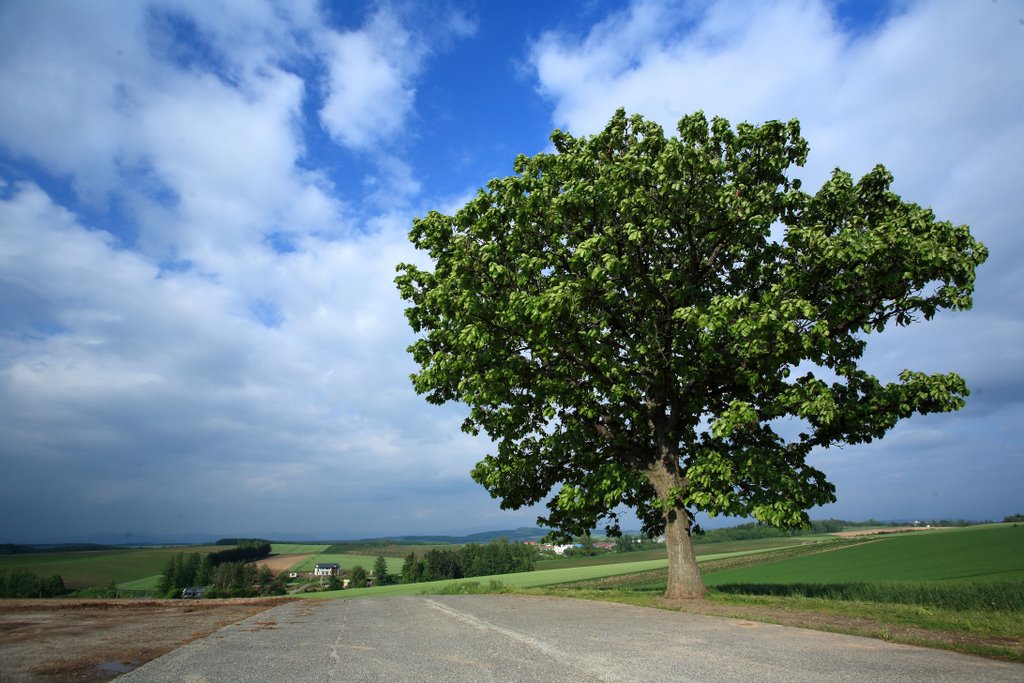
[[396, 110, 986, 599]]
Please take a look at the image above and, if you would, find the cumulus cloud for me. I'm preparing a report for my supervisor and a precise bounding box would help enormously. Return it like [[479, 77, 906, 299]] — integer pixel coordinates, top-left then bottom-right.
[[0, 0, 498, 541], [317, 4, 477, 160], [319, 8, 423, 151], [0, 178, 489, 539]]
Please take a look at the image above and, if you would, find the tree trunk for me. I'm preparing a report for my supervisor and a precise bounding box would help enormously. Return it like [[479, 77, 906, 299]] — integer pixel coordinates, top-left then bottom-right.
[[646, 459, 705, 600]]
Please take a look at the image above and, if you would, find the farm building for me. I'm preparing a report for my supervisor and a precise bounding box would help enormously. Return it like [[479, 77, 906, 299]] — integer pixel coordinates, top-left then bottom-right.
[[313, 563, 340, 577]]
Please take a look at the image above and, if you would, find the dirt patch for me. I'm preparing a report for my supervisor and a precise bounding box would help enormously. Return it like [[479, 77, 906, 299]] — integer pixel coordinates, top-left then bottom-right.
[[0, 597, 295, 682], [830, 526, 938, 537], [253, 553, 312, 576], [655, 597, 1024, 660]]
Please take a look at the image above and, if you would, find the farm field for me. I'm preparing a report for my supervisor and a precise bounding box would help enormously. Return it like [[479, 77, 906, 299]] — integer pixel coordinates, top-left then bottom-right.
[[535, 548, 668, 570], [703, 524, 1024, 586], [269, 543, 330, 555], [296, 538, 808, 598], [320, 543, 456, 558], [298, 557, 672, 598], [117, 575, 163, 592], [535, 537, 826, 570], [0, 546, 223, 590], [288, 553, 405, 575]]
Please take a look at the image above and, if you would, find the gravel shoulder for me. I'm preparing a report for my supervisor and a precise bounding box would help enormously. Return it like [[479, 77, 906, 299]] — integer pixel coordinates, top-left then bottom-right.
[[0, 598, 292, 682]]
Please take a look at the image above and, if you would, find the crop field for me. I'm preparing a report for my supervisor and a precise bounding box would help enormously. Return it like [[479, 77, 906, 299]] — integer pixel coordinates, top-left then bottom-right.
[[289, 553, 405, 574], [116, 574, 163, 591], [323, 544, 456, 558], [298, 557, 672, 599], [703, 524, 1024, 586], [535, 537, 825, 570], [269, 543, 331, 555], [694, 536, 833, 555], [0, 546, 223, 589], [536, 549, 668, 570]]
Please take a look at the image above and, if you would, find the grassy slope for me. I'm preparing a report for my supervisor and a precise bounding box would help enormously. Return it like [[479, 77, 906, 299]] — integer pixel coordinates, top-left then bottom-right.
[[270, 544, 331, 555], [297, 558, 672, 599], [296, 540, 844, 599], [117, 575, 163, 591], [0, 546, 224, 589], [703, 524, 1024, 585], [536, 538, 832, 570]]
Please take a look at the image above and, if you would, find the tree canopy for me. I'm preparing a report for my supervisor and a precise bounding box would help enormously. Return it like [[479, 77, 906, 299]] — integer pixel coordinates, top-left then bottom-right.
[[395, 109, 986, 598]]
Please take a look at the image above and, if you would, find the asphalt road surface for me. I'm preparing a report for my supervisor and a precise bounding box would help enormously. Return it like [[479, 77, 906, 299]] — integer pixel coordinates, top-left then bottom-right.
[[120, 595, 1023, 682]]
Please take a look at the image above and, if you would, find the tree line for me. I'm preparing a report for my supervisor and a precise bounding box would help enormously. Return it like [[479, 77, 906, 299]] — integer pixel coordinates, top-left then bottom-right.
[[207, 540, 271, 565], [399, 538, 535, 583], [157, 542, 281, 598], [613, 534, 666, 553], [0, 569, 66, 597]]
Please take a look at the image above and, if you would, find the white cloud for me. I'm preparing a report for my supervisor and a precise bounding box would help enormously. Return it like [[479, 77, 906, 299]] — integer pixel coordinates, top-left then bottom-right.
[[318, 8, 423, 150], [0, 178, 486, 537], [0, 1, 491, 540], [531, 0, 842, 139]]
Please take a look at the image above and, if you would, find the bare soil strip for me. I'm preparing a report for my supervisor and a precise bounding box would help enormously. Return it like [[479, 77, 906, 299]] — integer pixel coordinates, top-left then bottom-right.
[[0, 598, 293, 682], [252, 553, 313, 575], [830, 526, 939, 537]]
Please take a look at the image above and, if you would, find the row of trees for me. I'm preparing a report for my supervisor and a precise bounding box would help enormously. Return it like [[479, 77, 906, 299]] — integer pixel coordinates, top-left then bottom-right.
[[614, 534, 667, 552], [203, 561, 285, 598], [207, 540, 272, 565], [399, 539, 535, 583], [0, 569, 66, 597], [157, 551, 283, 597]]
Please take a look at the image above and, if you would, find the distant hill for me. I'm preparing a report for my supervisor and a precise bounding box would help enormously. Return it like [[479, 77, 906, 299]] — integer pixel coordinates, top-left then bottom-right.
[[356, 527, 553, 545], [9, 531, 226, 547]]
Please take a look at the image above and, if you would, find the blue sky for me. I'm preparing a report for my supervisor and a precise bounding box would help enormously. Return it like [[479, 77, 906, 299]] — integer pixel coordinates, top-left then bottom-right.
[[1, 0, 1021, 543]]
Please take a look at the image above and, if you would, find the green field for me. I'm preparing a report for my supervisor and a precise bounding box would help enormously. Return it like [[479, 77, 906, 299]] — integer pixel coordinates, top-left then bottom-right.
[[295, 539, 839, 598], [536, 549, 668, 570], [321, 544, 456, 558], [269, 543, 331, 555], [289, 553, 405, 574], [0, 546, 223, 590], [116, 575, 163, 591], [703, 525, 1024, 586], [298, 558, 672, 598], [535, 537, 825, 570]]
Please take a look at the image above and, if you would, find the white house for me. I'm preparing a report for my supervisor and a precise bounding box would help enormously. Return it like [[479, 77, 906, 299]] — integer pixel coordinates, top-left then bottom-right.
[[313, 563, 340, 576]]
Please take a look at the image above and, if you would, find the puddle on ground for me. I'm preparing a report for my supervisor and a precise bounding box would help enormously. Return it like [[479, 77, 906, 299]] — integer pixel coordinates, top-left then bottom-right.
[[96, 661, 136, 674]]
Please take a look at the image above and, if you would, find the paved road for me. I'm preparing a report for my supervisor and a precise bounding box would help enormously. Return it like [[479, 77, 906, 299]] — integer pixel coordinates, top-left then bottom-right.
[[121, 595, 1022, 682]]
